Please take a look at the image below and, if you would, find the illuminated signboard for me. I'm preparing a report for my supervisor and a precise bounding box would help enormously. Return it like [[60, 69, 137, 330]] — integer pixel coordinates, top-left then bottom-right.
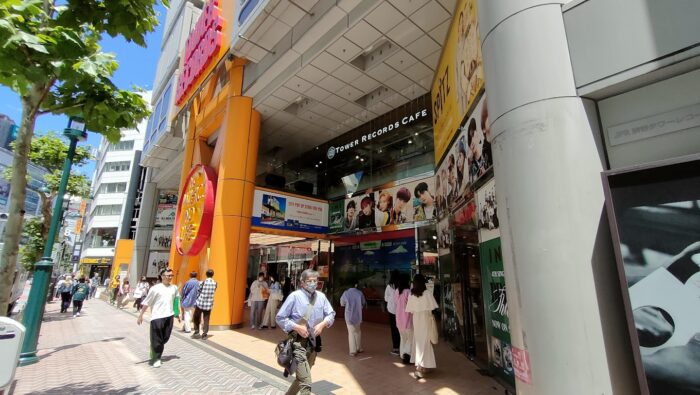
[[175, 164, 217, 256], [175, 0, 225, 105]]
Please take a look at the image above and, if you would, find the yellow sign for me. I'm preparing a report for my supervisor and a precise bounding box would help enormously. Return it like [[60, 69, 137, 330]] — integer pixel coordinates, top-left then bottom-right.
[[80, 256, 112, 265], [431, 0, 484, 165], [175, 164, 217, 256]]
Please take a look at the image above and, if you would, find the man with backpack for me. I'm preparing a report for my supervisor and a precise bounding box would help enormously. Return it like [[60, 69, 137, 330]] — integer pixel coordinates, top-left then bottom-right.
[[276, 269, 335, 395], [71, 276, 90, 317]]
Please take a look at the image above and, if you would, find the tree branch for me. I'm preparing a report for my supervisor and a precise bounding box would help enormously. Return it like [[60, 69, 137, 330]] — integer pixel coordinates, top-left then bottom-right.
[[38, 100, 85, 116]]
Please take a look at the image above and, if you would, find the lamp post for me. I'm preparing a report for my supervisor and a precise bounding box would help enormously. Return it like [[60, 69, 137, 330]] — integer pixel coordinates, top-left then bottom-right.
[[19, 116, 87, 366]]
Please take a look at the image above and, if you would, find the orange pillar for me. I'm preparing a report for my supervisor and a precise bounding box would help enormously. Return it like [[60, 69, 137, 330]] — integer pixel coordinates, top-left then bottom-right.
[[207, 95, 259, 328], [171, 119, 197, 286]]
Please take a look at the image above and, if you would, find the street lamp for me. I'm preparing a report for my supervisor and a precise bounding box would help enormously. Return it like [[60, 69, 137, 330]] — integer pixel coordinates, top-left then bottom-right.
[[19, 116, 87, 366]]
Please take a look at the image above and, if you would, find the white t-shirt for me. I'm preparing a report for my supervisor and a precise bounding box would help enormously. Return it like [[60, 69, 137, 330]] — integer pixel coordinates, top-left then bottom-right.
[[142, 283, 179, 320], [384, 284, 397, 314]]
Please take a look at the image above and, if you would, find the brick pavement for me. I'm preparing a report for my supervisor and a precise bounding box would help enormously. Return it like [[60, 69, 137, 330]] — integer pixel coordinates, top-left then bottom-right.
[[9, 299, 289, 395]]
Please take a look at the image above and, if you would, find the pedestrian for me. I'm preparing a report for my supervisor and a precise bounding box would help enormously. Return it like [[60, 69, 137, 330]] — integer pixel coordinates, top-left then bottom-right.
[[395, 274, 414, 365], [133, 276, 150, 312], [180, 272, 199, 333], [192, 269, 217, 340], [117, 279, 130, 309], [276, 269, 335, 395], [384, 270, 401, 356], [89, 274, 100, 299], [340, 283, 366, 356], [71, 277, 90, 317], [248, 272, 268, 329], [137, 268, 179, 368], [405, 274, 439, 378], [57, 275, 73, 313], [110, 275, 121, 305], [261, 276, 283, 329]]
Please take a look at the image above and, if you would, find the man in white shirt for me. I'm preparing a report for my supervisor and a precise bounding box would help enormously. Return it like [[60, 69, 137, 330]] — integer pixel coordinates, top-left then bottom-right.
[[137, 268, 179, 368]]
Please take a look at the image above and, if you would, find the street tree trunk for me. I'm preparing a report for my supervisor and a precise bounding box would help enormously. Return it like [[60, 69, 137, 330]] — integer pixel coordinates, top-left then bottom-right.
[[0, 88, 42, 315], [40, 193, 52, 241]]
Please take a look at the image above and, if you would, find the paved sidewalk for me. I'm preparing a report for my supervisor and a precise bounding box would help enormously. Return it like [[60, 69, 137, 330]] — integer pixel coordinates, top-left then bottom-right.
[[10, 299, 288, 395]]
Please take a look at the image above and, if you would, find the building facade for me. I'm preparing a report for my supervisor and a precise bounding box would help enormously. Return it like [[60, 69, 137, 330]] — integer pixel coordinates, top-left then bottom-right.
[[130, 0, 700, 393], [80, 121, 146, 281]]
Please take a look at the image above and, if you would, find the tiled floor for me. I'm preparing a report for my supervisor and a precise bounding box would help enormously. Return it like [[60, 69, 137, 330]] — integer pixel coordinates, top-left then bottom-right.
[[10, 295, 505, 395]]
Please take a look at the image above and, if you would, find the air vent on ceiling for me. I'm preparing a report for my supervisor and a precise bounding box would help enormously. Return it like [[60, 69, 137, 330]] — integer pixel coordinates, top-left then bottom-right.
[[355, 85, 392, 108], [283, 96, 315, 116], [350, 40, 398, 72]]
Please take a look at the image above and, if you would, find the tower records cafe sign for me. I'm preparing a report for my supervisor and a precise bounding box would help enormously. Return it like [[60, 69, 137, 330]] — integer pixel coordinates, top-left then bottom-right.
[[326, 108, 429, 160]]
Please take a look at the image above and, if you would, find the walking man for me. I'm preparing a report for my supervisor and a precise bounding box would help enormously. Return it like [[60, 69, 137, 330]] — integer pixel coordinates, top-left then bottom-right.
[[276, 269, 335, 395], [71, 277, 90, 317], [137, 268, 179, 368], [110, 275, 120, 305], [88, 274, 100, 300], [340, 283, 366, 356], [192, 269, 217, 340], [180, 271, 199, 333]]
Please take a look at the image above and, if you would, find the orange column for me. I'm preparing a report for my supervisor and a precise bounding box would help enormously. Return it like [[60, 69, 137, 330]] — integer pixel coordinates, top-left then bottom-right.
[[207, 94, 259, 328], [171, 120, 197, 286]]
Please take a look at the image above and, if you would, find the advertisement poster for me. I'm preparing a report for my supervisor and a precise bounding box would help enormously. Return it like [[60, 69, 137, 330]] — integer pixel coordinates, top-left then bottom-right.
[[476, 178, 499, 242], [150, 228, 173, 250], [154, 190, 178, 227], [437, 217, 452, 256], [435, 94, 491, 219], [328, 200, 345, 233], [431, 0, 484, 165], [334, 176, 436, 234], [605, 158, 700, 395], [480, 236, 515, 386], [146, 251, 170, 278], [252, 188, 329, 234]]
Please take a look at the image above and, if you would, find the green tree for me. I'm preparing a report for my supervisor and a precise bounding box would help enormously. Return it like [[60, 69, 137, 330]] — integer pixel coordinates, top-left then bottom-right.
[[5, 133, 92, 270], [0, 0, 164, 313]]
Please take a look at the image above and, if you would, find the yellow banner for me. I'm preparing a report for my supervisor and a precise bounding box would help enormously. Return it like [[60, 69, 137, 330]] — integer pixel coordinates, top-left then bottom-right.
[[431, 0, 484, 165]]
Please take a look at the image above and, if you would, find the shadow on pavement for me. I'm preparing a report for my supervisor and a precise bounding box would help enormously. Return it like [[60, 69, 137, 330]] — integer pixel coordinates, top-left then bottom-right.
[[18, 381, 139, 395], [39, 337, 125, 360]]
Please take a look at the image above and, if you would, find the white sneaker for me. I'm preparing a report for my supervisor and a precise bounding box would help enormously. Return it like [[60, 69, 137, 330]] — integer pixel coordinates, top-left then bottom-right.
[[251, 325, 255, 329], [73, 314, 77, 318], [76, 312, 80, 317], [153, 359, 162, 368]]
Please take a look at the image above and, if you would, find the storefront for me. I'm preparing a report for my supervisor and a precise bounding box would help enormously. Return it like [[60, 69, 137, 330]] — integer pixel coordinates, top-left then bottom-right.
[[79, 256, 113, 281]]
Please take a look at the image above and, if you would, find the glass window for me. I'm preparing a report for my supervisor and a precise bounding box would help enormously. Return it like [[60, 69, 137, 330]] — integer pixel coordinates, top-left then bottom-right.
[[99, 183, 127, 194], [107, 140, 135, 151], [87, 227, 118, 247], [94, 204, 122, 216]]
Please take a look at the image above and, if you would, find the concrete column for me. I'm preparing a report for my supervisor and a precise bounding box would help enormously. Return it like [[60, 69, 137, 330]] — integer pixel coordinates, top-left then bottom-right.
[[477, 2, 638, 394], [129, 171, 158, 285]]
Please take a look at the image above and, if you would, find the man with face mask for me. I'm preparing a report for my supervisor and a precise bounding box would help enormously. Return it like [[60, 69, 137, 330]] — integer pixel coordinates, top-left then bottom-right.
[[276, 269, 336, 395]]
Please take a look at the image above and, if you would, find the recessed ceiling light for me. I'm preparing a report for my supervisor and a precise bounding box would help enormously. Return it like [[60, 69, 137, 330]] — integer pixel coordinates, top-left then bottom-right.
[[414, 132, 418, 136], [408, 139, 412, 144], [355, 155, 359, 159]]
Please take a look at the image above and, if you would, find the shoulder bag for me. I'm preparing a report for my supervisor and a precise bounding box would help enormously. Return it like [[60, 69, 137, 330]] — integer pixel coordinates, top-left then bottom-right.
[[275, 293, 316, 370]]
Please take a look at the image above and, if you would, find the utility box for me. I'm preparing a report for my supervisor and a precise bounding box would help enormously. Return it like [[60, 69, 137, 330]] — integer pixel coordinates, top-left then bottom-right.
[[0, 317, 26, 389]]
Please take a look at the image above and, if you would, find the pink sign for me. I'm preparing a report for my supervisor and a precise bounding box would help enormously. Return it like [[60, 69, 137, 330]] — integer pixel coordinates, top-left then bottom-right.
[[511, 346, 532, 384]]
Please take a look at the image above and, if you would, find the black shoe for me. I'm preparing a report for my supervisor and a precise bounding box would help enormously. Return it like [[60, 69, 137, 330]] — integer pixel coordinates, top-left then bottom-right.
[[201, 334, 208, 340], [191, 332, 201, 339], [402, 354, 412, 365]]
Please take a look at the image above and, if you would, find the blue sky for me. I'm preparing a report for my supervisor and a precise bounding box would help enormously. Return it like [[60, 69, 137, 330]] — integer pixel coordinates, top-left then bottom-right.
[[0, 3, 167, 179]]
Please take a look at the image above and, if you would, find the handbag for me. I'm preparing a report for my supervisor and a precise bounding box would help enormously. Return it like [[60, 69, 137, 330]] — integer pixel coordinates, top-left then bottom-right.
[[430, 313, 439, 345], [275, 293, 316, 370]]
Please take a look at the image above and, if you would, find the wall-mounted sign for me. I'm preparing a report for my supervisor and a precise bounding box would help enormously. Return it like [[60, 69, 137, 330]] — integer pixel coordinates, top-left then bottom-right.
[[80, 256, 113, 265], [252, 188, 329, 234], [175, 164, 217, 256], [150, 228, 173, 250], [331, 176, 436, 234], [327, 109, 429, 159], [146, 251, 170, 278], [431, 0, 484, 165], [175, 0, 226, 105]]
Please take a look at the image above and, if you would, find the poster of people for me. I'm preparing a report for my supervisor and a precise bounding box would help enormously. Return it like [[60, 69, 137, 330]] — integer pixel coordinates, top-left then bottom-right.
[[437, 217, 452, 256], [476, 178, 499, 242], [605, 158, 700, 394], [337, 177, 436, 233], [146, 251, 170, 278], [150, 228, 173, 250], [252, 189, 328, 234], [435, 94, 490, 218]]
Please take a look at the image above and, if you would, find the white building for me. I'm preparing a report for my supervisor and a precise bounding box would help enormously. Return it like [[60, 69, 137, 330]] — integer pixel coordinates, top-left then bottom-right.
[[80, 113, 148, 279]]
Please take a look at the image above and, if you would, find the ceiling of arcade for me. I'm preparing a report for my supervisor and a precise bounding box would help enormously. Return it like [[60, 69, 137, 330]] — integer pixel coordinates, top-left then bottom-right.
[[236, 0, 455, 176]]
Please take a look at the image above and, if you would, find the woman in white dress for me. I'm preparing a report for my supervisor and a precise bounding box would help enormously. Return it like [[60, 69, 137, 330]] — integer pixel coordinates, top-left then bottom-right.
[[405, 274, 438, 378], [261, 276, 283, 328]]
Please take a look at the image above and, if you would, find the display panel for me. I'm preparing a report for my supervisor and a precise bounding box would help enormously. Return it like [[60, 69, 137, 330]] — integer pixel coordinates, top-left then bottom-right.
[[603, 155, 700, 395]]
